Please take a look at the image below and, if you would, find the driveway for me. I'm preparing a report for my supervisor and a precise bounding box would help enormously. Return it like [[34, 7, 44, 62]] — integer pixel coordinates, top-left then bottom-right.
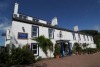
[[34, 52, 100, 67]]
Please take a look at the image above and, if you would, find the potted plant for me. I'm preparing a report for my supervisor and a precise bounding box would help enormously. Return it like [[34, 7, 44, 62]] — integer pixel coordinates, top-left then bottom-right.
[[54, 43, 61, 58], [73, 42, 82, 55]]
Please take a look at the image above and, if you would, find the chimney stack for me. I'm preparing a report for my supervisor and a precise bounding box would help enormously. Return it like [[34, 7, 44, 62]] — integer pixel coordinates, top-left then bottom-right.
[[14, 3, 19, 14], [74, 26, 79, 31], [51, 17, 58, 26]]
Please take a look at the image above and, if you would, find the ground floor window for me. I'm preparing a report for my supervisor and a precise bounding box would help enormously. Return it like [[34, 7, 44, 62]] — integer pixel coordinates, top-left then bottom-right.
[[31, 43, 38, 55]]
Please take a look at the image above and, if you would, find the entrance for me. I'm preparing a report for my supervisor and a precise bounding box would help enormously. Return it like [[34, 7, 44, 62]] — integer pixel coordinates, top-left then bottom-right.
[[56, 40, 72, 57]]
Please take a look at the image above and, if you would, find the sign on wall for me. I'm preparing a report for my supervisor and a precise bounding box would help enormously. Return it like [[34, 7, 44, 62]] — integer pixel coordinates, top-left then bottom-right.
[[18, 32, 28, 39]]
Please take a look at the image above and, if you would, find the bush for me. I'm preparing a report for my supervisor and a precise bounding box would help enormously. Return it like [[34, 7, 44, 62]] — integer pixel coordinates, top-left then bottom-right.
[[86, 48, 97, 54], [82, 48, 98, 54], [0, 45, 35, 66], [72, 43, 82, 54], [9, 45, 35, 65], [0, 51, 9, 64], [54, 43, 61, 57]]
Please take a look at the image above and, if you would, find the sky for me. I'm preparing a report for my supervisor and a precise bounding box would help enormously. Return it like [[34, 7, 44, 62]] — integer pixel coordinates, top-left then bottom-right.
[[0, 0, 100, 46]]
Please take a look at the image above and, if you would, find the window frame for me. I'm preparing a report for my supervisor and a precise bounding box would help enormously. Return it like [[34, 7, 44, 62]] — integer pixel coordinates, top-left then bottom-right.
[[78, 34, 81, 40], [72, 33, 76, 40], [83, 35, 86, 41], [48, 28, 54, 39], [87, 35, 89, 41], [91, 36, 93, 41], [31, 43, 39, 55], [31, 26, 39, 37], [59, 30, 63, 38]]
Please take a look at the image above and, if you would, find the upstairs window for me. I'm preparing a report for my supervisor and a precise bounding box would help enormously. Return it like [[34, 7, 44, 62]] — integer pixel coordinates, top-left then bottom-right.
[[32, 26, 39, 37], [72, 33, 76, 40], [87, 36, 89, 41], [83, 35, 86, 41], [59, 31, 63, 38], [91, 36, 93, 41], [49, 28, 54, 39], [78, 34, 81, 40]]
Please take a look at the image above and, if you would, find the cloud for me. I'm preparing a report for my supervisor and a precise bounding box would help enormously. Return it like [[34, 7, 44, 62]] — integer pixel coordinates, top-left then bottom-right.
[[0, 17, 11, 31], [94, 25, 100, 32]]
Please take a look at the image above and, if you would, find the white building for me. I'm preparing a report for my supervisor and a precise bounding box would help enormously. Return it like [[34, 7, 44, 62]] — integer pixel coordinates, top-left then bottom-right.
[[5, 3, 96, 58]]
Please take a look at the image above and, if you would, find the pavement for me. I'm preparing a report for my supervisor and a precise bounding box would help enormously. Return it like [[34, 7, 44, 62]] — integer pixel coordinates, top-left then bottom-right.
[[33, 52, 100, 67]]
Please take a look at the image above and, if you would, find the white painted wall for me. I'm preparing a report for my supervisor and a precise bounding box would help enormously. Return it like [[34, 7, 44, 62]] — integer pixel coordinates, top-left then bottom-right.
[[5, 17, 96, 58]]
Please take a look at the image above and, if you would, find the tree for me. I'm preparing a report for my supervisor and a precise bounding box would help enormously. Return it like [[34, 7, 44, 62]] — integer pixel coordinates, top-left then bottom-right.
[[32, 35, 53, 57]]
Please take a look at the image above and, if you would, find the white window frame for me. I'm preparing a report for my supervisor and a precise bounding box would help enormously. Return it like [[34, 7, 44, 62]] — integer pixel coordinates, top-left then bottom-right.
[[32, 26, 39, 37], [49, 28, 54, 39], [31, 43, 38, 55]]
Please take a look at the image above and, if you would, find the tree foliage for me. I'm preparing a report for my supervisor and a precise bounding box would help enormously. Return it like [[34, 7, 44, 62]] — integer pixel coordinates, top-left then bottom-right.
[[32, 35, 53, 56]]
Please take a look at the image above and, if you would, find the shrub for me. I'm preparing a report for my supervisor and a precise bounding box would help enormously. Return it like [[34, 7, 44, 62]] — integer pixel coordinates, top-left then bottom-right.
[[0, 51, 9, 64], [72, 43, 82, 54], [9, 45, 35, 65], [54, 43, 61, 57], [85, 48, 98, 54]]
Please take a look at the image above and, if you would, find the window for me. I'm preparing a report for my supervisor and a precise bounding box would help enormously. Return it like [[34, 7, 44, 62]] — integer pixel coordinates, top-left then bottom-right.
[[78, 34, 81, 40], [32, 26, 38, 37], [31, 43, 38, 55], [49, 28, 54, 38], [59, 31, 63, 38], [91, 36, 93, 41], [87, 36, 89, 41], [83, 35, 86, 41], [72, 33, 76, 40]]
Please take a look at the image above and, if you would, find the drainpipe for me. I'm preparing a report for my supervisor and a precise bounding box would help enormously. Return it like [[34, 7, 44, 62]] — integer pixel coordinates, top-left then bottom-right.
[[61, 42, 64, 57]]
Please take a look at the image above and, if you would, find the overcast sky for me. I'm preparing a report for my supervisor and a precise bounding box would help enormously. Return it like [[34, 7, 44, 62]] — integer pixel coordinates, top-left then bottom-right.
[[0, 0, 100, 46]]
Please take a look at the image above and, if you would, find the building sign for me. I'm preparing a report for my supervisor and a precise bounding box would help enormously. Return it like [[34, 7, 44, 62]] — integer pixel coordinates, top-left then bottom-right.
[[18, 32, 28, 39]]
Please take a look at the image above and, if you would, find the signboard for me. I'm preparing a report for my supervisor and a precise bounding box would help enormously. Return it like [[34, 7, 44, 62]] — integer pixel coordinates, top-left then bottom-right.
[[18, 32, 28, 39]]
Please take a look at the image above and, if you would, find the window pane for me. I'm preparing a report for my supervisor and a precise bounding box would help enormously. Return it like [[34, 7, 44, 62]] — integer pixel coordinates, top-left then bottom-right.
[[32, 26, 38, 37], [84, 35, 86, 41], [33, 50, 37, 54], [49, 34, 52, 38], [32, 27, 37, 32], [32, 32, 37, 36], [73, 33, 76, 40], [49, 28, 54, 38], [31, 43, 38, 54], [33, 45, 37, 49]]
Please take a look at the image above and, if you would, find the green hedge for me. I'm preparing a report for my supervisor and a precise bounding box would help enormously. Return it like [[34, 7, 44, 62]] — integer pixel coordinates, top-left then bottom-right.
[[82, 48, 98, 54], [0, 45, 35, 66]]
